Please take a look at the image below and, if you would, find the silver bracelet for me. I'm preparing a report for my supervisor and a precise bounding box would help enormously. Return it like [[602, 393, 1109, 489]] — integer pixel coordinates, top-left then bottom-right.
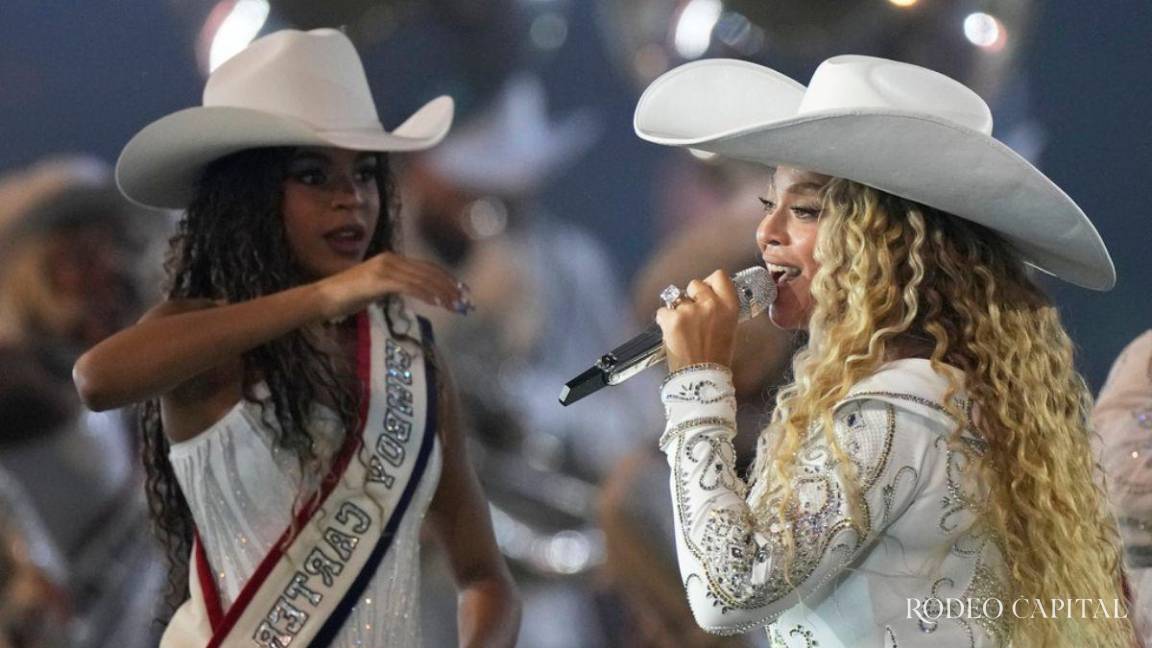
[[660, 362, 732, 390]]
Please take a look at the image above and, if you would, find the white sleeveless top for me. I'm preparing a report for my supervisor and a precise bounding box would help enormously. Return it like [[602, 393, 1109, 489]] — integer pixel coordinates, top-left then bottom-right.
[[168, 383, 442, 647]]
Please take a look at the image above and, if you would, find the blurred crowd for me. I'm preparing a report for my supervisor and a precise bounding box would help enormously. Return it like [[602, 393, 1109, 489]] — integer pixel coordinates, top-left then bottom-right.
[[0, 157, 169, 647]]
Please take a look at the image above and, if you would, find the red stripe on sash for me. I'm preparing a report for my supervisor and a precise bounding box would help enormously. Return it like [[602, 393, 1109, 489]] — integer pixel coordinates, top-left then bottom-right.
[[193, 309, 373, 647], [193, 532, 224, 631]]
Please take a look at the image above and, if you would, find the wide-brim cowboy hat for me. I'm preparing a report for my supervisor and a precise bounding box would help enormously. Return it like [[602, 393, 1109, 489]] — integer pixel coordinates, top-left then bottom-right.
[[425, 73, 601, 196], [0, 156, 163, 251], [634, 56, 1114, 291], [117, 28, 454, 210]]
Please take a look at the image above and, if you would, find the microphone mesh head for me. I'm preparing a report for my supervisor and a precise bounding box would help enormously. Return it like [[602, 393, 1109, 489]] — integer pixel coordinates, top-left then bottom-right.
[[734, 266, 775, 320]]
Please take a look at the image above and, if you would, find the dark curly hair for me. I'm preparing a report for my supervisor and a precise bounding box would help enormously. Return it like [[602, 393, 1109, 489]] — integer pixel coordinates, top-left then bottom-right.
[[139, 147, 405, 616]]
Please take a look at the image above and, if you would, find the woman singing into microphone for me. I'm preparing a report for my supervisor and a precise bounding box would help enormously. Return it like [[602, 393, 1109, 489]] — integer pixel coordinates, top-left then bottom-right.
[[636, 57, 1137, 647], [73, 29, 519, 647]]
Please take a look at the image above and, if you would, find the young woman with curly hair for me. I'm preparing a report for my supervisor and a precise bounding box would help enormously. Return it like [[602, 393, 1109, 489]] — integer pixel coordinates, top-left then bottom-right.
[[73, 29, 519, 648], [633, 56, 1138, 647]]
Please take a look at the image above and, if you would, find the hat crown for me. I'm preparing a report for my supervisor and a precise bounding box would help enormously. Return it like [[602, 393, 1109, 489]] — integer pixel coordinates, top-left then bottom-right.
[[203, 29, 380, 131], [800, 55, 993, 135]]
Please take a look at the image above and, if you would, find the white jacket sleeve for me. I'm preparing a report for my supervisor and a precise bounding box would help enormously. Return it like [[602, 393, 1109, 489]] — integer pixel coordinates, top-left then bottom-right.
[[658, 364, 937, 635]]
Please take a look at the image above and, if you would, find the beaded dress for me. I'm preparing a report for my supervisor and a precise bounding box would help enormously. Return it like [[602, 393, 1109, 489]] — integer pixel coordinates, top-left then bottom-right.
[[659, 359, 1010, 647], [169, 379, 442, 646]]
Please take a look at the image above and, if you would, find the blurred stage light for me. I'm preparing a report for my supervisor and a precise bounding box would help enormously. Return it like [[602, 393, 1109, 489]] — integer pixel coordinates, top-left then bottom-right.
[[465, 197, 509, 239], [963, 12, 1005, 50], [530, 12, 569, 50], [674, 0, 723, 59], [545, 530, 595, 575], [598, 0, 1030, 98], [207, 0, 270, 72], [713, 11, 765, 56]]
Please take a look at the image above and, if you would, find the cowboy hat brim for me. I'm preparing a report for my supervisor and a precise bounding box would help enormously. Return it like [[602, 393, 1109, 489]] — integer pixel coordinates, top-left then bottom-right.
[[117, 96, 454, 210], [634, 59, 1115, 291]]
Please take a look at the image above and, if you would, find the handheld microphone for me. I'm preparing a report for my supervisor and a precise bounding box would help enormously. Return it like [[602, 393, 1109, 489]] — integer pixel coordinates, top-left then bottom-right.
[[558, 266, 775, 406]]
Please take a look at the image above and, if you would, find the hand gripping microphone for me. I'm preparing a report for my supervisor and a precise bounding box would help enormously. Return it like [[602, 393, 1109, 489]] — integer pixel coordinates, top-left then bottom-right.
[[558, 266, 775, 406]]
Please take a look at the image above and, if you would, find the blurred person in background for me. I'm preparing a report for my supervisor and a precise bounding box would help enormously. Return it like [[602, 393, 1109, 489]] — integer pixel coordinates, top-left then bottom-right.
[[0, 155, 168, 647], [402, 73, 653, 646], [73, 29, 519, 647], [1093, 329, 1152, 646], [0, 467, 69, 648], [402, 73, 644, 475], [633, 55, 1136, 647]]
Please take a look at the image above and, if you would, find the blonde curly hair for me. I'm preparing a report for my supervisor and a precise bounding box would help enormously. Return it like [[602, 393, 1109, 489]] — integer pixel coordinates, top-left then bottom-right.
[[749, 177, 1135, 647]]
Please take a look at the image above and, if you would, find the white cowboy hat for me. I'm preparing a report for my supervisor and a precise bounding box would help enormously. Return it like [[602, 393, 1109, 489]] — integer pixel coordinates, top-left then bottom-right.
[[117, 28, 454, 209], [425, 73, 601, 196], [634, 56, 1115, 291]]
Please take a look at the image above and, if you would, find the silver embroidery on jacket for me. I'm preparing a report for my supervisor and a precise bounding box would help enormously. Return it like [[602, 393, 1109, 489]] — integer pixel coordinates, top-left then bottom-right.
[[668, 400, 895, 614]]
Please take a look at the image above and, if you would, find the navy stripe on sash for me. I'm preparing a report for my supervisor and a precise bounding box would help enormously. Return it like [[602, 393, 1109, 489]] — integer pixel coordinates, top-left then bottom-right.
[[312, 317, 438, 646]]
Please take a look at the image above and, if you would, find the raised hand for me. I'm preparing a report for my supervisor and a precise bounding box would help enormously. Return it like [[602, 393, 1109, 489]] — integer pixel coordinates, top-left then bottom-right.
[[319, 251, 472, 320], [655, 269, 740, 372]]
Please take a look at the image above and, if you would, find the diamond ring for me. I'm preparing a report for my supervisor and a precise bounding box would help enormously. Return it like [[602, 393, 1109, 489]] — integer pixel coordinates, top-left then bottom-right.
[[660, 284, 686, 309]]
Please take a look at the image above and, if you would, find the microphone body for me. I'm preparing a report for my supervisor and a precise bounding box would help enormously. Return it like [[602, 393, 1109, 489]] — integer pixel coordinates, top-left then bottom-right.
[[559, 266, 775, 406]]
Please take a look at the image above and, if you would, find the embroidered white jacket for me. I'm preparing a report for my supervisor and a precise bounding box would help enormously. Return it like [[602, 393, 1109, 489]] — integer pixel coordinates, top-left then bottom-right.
[[659, 359, 1009, 648]]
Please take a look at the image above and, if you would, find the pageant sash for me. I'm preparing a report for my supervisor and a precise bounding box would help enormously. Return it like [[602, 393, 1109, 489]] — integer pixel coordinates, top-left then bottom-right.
[[161, 304, 438, 648]]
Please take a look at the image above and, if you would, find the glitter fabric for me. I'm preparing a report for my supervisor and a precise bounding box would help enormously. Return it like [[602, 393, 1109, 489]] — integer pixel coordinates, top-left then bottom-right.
[[169, 382, 441, 647], [659, 359, 1009, 647]]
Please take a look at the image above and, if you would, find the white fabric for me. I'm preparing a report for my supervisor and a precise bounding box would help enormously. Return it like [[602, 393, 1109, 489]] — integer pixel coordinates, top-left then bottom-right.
[[658, 359, 1009, 647], [168, 383, 442, 647]]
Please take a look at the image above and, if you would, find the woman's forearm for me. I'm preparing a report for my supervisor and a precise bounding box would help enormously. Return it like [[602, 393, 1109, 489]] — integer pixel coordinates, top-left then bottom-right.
[[73, 281, 332, 411], [457, 577, 521, 648]]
